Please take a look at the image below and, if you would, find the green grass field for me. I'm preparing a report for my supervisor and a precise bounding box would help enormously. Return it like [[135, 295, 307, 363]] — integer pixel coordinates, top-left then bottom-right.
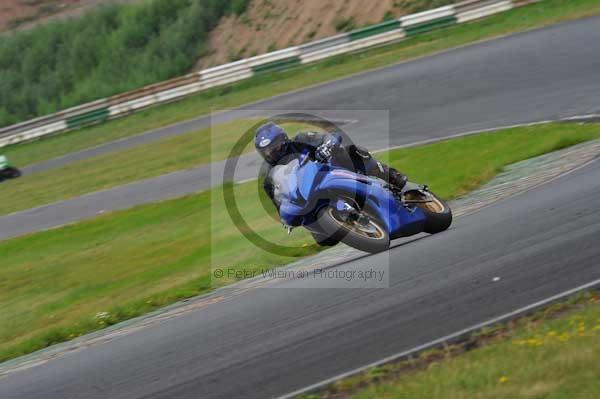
[[3, 0, 600, 168], [2, 120, 600, 217], [306, 294, 600, 399], [1, 122, 598, 362], [0, 119, 321, 216], [384, 123, 600, 199]]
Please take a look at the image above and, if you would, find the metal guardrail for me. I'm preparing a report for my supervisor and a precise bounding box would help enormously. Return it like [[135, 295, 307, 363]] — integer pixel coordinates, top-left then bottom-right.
[[0, 0, 531, 149], [456, 0, 513, 22]]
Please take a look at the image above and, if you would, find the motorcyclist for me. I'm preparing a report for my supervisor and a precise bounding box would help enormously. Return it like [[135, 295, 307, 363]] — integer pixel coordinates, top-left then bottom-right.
[[255, 122, 407, 245], [0, 155, 21, 181]]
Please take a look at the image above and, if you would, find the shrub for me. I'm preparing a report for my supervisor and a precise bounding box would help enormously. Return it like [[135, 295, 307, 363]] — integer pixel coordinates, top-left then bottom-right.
[[230, 0, 251, 16], [0, 0, 241, 128], [333, 16, 356, 33], [382, 11, 396, 22]]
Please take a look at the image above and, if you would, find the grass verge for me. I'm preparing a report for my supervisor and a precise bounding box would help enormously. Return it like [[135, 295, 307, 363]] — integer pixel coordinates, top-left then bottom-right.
[[1, 122, 598, 362], [0, 119, 321, 216], [3, 0, 600, 168], [2, 121, 600, 216], [301, 292, 600, 399]]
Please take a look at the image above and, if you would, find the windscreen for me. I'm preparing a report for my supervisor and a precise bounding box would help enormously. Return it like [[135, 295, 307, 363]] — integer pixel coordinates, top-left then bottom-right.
[[270, 159, 300, 206]]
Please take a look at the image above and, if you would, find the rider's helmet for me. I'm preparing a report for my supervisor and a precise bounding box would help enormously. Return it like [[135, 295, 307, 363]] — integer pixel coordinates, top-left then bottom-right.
[[255, 122, 290, 165]]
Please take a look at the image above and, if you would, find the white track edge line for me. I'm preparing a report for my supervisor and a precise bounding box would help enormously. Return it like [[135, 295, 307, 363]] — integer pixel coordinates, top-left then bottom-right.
[[276, 277, 600, 399]]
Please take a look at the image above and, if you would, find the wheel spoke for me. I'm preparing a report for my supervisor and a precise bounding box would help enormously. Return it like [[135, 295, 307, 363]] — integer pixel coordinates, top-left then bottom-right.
[[328, 208, 385, 240]]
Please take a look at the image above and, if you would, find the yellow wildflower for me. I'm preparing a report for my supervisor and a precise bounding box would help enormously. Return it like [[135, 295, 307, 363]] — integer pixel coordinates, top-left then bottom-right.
[[558, 332, 570, 342]]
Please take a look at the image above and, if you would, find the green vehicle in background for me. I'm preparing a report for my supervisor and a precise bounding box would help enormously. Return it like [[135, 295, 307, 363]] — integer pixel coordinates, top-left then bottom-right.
[[0, 155, 21, 181]]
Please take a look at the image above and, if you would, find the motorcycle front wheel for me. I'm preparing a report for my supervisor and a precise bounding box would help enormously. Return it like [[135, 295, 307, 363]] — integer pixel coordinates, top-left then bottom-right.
[[314, 205, 390, 254]]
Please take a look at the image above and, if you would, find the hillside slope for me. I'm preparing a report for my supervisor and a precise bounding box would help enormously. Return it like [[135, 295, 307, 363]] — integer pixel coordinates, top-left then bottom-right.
[[198, 0, 453, 68]]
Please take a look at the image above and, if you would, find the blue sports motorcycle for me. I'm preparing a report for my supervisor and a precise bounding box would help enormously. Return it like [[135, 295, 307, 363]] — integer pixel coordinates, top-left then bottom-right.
[[270, 151, 452, 253]]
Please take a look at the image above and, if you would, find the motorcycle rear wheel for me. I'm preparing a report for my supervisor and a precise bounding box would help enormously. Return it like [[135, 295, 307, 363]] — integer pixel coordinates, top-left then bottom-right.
[[315, 206, 390, 254], [1, 167, 21, 179], [407, 191, 452, 234]]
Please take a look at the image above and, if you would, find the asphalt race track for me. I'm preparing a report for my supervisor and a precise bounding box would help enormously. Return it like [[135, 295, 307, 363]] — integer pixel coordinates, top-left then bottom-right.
[[1, 16, 600, 239], [1, 16, 600, 399], [2, 143, 600, 399]]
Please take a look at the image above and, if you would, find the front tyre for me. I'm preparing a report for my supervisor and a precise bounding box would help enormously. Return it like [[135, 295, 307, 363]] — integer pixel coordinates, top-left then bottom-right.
[[310, 230, 339, 247], [413, 191, 452, 234], [315, 206, 390, 254]]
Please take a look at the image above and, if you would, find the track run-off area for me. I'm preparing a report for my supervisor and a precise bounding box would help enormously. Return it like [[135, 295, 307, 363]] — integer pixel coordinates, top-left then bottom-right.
[[1, 15, 600, 399]]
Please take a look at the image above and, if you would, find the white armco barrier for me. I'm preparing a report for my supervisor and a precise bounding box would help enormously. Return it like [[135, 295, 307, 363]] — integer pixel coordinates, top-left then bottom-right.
[[201, 70, 253, 90], [348, 29, 406, 50], [61, 98, 110, 119], [109, 81, 206, 117], [154, 82, 205, 103], [400, 5, 456, 27], [456, 1, 513, 23], [300, 29, 406, 64], [0, 98, 108, 138], [200, 59, 250, 79], [0, 115, 61, 138], [200, 60, 253, 89], [0, 120, 68, 148], [300, 34, 350, 55], [109, 95, 159, 117], [246, 47, 301, 67]]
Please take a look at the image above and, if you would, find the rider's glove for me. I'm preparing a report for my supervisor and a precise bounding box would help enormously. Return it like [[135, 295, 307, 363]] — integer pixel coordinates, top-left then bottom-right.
[[315, 143, 333, 162], [315, 136, 340, 163]]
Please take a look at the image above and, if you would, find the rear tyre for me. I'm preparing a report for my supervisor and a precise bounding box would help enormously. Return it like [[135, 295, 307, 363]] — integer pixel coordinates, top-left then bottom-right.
[[315, 206, 390, 254], [412, 191, 452, 234]]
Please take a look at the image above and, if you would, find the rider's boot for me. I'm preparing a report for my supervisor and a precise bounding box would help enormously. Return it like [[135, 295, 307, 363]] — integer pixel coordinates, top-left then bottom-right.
[[387, 166, 407, 190], [374, 161, 407, 190]]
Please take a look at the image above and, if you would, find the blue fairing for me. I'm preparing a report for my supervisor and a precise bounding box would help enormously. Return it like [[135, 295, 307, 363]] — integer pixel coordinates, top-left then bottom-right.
[[297, 161, 322, 200], [313, 170, 426, 238], [274, 156, 427, 238]]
